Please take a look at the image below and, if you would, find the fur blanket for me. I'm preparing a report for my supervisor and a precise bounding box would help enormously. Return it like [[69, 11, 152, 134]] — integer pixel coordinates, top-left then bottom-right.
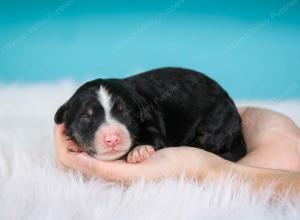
[[0, 82, 299, 220]]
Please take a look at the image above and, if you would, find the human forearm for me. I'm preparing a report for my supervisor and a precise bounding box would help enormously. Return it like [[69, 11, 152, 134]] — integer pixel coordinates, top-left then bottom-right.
[[217, 161, 300, 199]]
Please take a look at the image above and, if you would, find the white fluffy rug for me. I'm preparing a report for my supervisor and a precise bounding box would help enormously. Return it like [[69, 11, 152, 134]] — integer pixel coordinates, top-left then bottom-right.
[[0, 82, 300, 220]]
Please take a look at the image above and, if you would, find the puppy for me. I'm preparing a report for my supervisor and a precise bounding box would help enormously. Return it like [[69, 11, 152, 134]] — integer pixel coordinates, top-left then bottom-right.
[[54, 67, 246, 163]]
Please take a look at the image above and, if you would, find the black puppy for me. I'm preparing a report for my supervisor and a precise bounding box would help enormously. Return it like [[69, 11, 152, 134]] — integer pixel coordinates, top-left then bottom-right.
[[55, 67, 246, 162]]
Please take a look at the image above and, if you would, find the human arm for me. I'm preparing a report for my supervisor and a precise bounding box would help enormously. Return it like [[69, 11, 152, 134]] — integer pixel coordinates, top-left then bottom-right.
[[54, 107, 300, 197]]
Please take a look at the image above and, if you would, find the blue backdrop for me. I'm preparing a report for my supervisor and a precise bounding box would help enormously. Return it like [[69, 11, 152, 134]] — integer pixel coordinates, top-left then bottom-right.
[[0, 0, 299, 99]]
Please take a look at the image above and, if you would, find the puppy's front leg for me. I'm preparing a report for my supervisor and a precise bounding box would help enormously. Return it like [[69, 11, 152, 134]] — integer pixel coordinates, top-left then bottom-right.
[[127, 145, 155, 163]]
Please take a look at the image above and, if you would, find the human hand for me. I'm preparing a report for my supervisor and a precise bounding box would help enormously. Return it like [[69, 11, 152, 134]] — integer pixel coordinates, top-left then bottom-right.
[[56, 106, 299, 183], [54, 124, 228, 184]]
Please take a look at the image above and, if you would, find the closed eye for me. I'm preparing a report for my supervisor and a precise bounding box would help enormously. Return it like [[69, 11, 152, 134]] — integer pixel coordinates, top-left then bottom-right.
[[79, 107, 95, 118], [79, 113, 91, 119], [114, 103, 127, 112]]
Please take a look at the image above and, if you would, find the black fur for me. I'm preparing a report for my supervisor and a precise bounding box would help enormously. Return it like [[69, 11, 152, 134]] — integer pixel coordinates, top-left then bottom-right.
[[55, 67, 247, 161]]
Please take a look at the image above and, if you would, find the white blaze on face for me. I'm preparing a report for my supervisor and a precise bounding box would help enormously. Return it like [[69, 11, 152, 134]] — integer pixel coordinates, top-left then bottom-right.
[[98, 86, 112, 122], [95, 86, 132, 160]]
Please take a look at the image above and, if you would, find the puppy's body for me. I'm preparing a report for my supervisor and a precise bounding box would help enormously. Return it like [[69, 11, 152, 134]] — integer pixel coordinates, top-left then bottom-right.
[[55, 67, 246, 162]]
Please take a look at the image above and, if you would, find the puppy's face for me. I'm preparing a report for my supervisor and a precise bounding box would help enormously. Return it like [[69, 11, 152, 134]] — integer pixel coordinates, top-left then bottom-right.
[[55, 83, 138, 160]]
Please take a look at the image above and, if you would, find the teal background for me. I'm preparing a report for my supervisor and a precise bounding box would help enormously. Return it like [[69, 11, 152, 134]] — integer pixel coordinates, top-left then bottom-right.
[[0, 0, 299, 99]]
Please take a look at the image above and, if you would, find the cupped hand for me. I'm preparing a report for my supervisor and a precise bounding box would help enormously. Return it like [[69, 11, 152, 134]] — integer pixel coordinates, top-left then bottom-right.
[[54, 124, 228, 184]]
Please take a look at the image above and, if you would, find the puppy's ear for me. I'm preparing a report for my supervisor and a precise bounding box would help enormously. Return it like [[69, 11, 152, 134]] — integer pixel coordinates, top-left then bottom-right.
[[54, 103, 69, 124]]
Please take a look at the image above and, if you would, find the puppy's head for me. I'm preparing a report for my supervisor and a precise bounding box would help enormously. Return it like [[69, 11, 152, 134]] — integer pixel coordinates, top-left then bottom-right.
[[54, 80, 139, 160]]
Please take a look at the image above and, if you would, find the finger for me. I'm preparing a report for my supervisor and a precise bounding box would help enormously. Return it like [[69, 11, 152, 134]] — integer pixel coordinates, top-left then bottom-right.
[[54, 124, 68, 156], [54, 124, 66, 143], [53, 124, 78, 169], [54, 124, 81, 152], [65, 138, 82, 152], [54, 125, 155, 182]]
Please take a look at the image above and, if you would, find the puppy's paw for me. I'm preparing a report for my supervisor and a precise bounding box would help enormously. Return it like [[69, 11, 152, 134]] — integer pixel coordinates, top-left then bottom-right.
[[127, 145, 155, 163]]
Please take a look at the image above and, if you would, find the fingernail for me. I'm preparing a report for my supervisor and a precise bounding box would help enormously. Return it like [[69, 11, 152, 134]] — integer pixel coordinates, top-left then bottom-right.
[[78, 153, 92, 169]]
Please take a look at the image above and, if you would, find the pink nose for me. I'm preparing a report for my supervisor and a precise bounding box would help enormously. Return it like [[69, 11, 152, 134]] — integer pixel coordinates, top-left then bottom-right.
[[104, 134, 120, 147]]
